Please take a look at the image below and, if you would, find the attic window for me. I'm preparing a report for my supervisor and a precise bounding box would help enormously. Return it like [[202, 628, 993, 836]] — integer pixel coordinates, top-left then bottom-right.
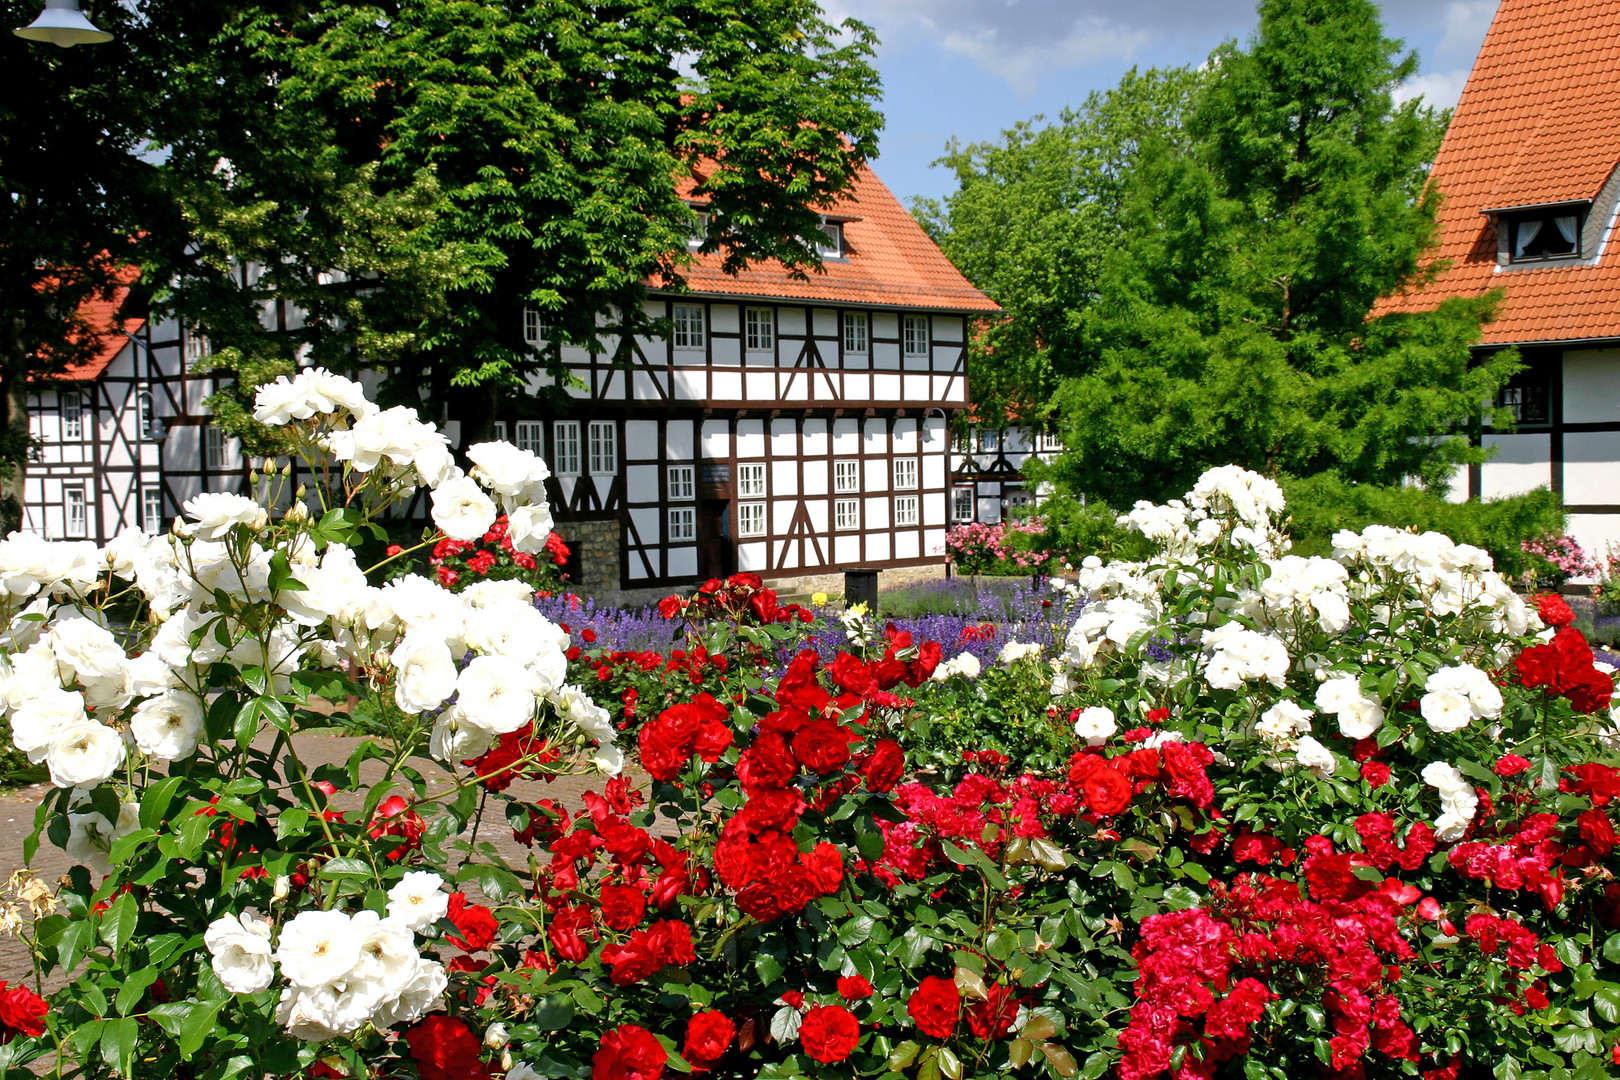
[[815, 223, 843, 260], [1506, 208, 1584, 261], [687, 211, 709, 251]]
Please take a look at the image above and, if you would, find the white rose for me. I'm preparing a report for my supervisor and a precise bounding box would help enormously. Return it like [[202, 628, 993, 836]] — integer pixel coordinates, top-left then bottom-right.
[[11, 687, 87, 764], [205, 911, 275, 994], [386, 871, 450, 932], [484, 1022, 510, 1049], [591, 742, 625, 776], [1294, 735, 1336, 777], [1072, 705, 1117, 746], [461, 579, 535, 608], [1257, 700, 1313, 743], [64, 800, 139, 876], [456, 654, 537, 735], [130, 690, 205, 761], [506, 504, 555, 554], [46, 720, 127, 789], [47, 614, 127, 682], [429, 709, 494, 763], [391, 634, 458, 715], [430, 475, 497, 542], [276, 909, 364, 989], [1336, 696, 1385, 740], [551, 686, 616, 743], [1313, 676, 1362, 714], [506, 1065, 544, 1080], [1419, 688, 1473, 734], [180, 492, 270, 541], [1421, 760, 1470, 794], [276, 984, 373, 1040], [368, 958, 447, 1028], [467, 441, 550, 500], [352, 912, 419, 1001]]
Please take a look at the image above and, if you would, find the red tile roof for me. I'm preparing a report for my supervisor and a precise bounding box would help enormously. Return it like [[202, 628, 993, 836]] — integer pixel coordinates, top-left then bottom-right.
[[668, 163, 1000, 313], [1373, 0, 1620, 344], [55, 283, 142, 381]]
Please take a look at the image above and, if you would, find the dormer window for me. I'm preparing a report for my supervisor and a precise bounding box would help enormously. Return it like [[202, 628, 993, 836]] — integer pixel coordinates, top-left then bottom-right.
[[1492, 203, 1588, 263], [687, 207, 709, 251], [815, 222, 843, 259]]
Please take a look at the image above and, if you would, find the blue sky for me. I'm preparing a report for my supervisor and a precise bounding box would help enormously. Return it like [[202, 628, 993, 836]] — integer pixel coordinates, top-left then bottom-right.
[[831, 0, 1502, 207]]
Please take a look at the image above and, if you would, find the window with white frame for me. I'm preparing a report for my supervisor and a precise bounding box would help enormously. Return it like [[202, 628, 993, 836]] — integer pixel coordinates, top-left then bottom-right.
[[667, 465, 695, 501], [61, 393, 83, 440], [492, 421, 509, 442], [672, 304, 705, 350], [893, 458, 918, 491], [553, 421, 581, 475], [185, 330, 210, 365], [952, 486, 975, 522], [977, 428, 1000, 454], [64, 486, 87, 538], [833, 459, 860, 494], [205, 425, 228, 469], [745, 308, 775, 353], [737, 502, 766, 538], [815, 223, 843, 259], [668, 506, 696, 543], [142, 486, 164, 534], [834, 498, 859, 532], [1042, 430, 1064, 451], [737, 462, 766, 498], [138, 391, 155, 440], [523, 307, 549, 348], [514, 421, 544, 455], [687, 209, 709, 250], [588, 420, 617, 475], [843, 311, 868, 355], [903, 315, 929, 357], [894, 495, 918, 527]]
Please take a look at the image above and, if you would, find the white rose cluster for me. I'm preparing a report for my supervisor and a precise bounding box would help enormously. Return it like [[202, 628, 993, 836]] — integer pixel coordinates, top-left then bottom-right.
[[1314, 675, 1386, 740], [1419, 664, 1503, 734], [1202, 623, 1289, 691], [1421, 761, 1480, 841], [205, 873, 451, 1039], [931, 652, 982, 681]]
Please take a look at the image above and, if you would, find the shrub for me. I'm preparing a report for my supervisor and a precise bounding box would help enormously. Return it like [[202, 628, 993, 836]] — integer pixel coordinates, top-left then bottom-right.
[[945, 519, 1058, 575]]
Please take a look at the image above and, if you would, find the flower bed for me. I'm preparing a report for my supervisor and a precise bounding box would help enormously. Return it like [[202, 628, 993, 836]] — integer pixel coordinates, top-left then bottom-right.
[[3, 407, 1620, 1080]]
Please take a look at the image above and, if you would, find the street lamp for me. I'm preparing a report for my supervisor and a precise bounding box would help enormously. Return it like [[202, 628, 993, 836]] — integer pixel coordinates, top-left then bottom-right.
[[13, 1, 112, 47]]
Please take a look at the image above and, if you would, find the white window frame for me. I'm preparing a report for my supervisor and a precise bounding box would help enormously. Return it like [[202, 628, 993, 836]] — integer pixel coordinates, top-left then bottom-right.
[[833, 459, 860, 494], [1042, 431, 1064, 452], [687, 210, 709, 251], [61, 393, 83, 441], [737, 502, 767, 538], [903, 315, 929, 358], [952, 486, 975, 522], [667, 464, 695, 501], [834, 497, 860, 532], [64, 486, 87, 538], [523, 307, 548, 348], [978, 429, 1000, 454], [737, 462, 766, 498], [893, 458, 918, 491], [553, 421, 581, 476], [672, 304, 706, 351], [185, 331, 209, 365], [514, 421, 544, 455], [843, 311, 868, 355], [588, 420, 617, 476], [137, 390, 154, 440], [815, 223, 843, 259], [668, 506, 696, 543], [745, 308, 775, 353], [204, 425, 228, 469], [491, 420, 509, 442], [894, 495, 919, 527], [142, 486, 164, 534]]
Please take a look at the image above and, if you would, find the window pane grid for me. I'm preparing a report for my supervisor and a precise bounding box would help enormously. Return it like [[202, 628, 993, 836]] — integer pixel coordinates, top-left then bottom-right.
[[893, 458, 918, 490], [738, 502, 766, 537], [953, 487, 974, 522], [62, 394, 82, 440], [668, 465, 695, 501], [553, 421, 581, 475], [834, 460, 860, 494], [894, 495, 918, 527], [515, 421, 544, 455], [523, 308, 548, 347], [903, 315, 929, 357], [673, 304, 705, 350], [588, 421, 617, 475], [668, 506, 696, 543], [65, 487, 86, 538], [143, 487, 164, 534], [843, 312, 868, 354], [834, 498, 859, 531], [737, 463, 766, 498], [205, 426, 226, 469], [746, 308, 774, 352]]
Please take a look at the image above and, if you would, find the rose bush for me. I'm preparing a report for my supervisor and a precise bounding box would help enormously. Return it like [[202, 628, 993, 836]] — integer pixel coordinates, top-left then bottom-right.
[[5, 417, 1620, 1080]]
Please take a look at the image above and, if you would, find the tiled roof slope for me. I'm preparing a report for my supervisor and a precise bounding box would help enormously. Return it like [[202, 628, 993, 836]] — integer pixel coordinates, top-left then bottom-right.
[[668, 163, 1000, 313], [53, 282, 141, 382], [1373, 0, 1620, 344]]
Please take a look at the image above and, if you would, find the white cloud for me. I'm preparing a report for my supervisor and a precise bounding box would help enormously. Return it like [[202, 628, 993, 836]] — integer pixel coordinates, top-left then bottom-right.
[[938, 19, 1151, 97], [1433, 0, 1499, 62], [1393, 68, 1471, 109]]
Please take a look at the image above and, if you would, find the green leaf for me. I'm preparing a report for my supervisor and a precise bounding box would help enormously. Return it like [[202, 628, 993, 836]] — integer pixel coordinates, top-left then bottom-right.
[[115, 968, 160, 1016], [54, 918, 95, 972], [1593, 985, 1620, 1023], [100, 893, 137, 951], [755, 952, 784, 987], [531, 994, 576, 1031], [100, 1016, 137, 1076], [178, 999, 223, 1059], [1495, 1054, 1522, 1080]]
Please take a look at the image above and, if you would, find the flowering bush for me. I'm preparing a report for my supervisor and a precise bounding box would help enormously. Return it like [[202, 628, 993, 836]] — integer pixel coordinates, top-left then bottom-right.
[[426, 516, 570, 593], [1521, 532, 1598, 591], [945, 519, 1057, 575]]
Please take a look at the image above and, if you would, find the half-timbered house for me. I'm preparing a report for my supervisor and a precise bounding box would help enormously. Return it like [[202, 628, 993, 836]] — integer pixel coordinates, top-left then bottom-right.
[[947, 423, 1063, 527]]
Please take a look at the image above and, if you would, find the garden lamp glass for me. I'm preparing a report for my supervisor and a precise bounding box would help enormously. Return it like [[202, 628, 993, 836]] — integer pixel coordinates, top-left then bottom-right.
[[14, 0, 113, 47]]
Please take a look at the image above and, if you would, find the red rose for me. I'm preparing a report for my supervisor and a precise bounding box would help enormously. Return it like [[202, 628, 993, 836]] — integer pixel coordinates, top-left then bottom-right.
[[446, 892, 499, 951], [1495, 754, 1532, 778], [800, 1005, 861, 1063], [793, 720, 856, 774], [1581, 809, 1618, 856], [1359, 761, 1391, 789], [737, 786, 803, 833], [682, 1010, 735, 1071], [0, 983, 46, 1041], [1303, 852, 1374, 904], [1081, 765, 1133, 816], [838, 975, 874, 1000], [965, 983, 1019, 1040], [647, 919, 697, 966], [736, 734, 797, 791], [593, 1024, 667, 1080], [599, 884, 647, 931], [657, 596, 684, 619], [1536, 593, 1575, 628], [860, 739, 906, 793], [907, 976, 960, 1039], [404, 1015, 493, 1080]]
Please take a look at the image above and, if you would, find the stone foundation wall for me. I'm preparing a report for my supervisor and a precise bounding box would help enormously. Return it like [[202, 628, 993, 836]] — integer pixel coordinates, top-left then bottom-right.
[[554, 519, 622, 599]]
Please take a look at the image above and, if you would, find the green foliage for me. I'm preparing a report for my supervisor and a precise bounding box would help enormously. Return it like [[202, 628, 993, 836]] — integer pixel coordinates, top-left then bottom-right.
[[1280, 473, 1566, 581], [913, 67, 1203, 424], [905, 661, 1072, 776]]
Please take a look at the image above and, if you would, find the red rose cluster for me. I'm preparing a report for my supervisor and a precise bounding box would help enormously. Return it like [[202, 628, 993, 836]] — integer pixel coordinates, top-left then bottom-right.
[[429, 516, 567, 591], [657, 574, 813, 626], [0, 981, 47, 1043], [637, 694, 734, 782], [1515, 625, 1616, 714], [462, 721, 562, 792]]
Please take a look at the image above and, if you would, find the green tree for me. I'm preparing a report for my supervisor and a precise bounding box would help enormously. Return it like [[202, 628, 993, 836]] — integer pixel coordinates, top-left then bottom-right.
[[148, 0, 883, 445], [1048, 0, 1516, 506], [914, 67, 1202, 425]]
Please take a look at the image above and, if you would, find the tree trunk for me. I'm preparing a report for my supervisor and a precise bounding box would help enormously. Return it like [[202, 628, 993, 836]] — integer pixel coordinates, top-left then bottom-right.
[[0, 316, 28, 537]]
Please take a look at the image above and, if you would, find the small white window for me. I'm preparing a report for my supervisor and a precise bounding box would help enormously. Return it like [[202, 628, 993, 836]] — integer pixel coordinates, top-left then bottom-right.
[[491, 421, 509, 442], [64, 486, 87, 538], [523, 308, 549, 348], [894, 495, 918, 527], [588, 420, 617, 475], [834, 498, 860, 532], [204, 425, 228, 469], [834, 459, 860, 494], [514, 421, 544, 455], [737, 462, 766, 498], [138, 391, 154, 440], [553, 421, 581, 476], [903, 315, 929, 358], [1043, 431, 1064, 452], [668, 506, 696, 543], [977, 429, 1000, 454], [687, 210, 709, 251], [815, 223, 843, 259], [745, 308, 775, 353], [185, 331, 209, 365], [142, 486, 164, 534], [738, 502, 767, 538], [893, 458, 918, 491], [668, 465, 695, 501], [61, 393, 83, 440], [673, 304, 706, 350], [952, 486, 975, 522], [843, 311, 868, 355]]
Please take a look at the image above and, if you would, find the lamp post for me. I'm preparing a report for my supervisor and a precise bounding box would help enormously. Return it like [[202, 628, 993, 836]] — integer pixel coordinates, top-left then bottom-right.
[[13, 0, 112, 46]]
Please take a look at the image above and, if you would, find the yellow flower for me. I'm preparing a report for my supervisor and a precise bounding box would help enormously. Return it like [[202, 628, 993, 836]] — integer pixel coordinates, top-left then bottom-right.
[[811, 592, 829, 606]]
